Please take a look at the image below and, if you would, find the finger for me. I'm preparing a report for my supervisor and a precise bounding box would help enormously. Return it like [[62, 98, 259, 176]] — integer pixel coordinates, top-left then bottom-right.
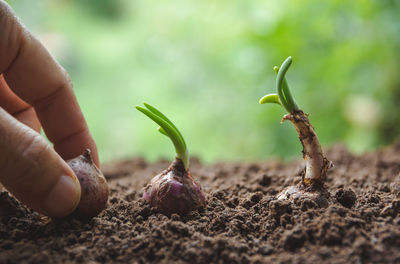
[[0, 75, 29, 114], [0, 2, 99, 165], [13, 107, 41, 133], [0, 107, 81, 217], [0, 75, 41, 132]]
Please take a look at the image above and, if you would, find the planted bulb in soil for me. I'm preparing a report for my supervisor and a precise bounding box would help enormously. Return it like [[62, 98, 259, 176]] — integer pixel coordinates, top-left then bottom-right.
[[67, 149, 109, 218], [276, 182, 330, 208], [260, 57, 333, 205], [143, 158, 206, 216]]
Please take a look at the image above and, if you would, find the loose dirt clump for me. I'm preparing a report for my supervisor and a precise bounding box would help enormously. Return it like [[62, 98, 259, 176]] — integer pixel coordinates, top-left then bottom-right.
[[0, 143, 400, 263]]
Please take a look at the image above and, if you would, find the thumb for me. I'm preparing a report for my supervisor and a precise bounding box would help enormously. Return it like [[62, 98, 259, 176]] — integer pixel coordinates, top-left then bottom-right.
[[0, 107, 81, 217]]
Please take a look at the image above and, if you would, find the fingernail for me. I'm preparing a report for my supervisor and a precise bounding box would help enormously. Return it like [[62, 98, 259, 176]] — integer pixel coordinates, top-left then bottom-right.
[[42, 175, 81, 217]]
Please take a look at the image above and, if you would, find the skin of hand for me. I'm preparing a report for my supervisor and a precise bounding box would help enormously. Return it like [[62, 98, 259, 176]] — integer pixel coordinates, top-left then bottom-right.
[[0, 1, 99, 218]]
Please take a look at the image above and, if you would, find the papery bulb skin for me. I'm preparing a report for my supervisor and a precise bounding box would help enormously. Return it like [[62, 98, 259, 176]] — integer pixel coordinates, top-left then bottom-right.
[[275, 110, 332, 206], [143, 158, 206, 216], [281, 110, 332, 185], [67, 149, 109, 218]]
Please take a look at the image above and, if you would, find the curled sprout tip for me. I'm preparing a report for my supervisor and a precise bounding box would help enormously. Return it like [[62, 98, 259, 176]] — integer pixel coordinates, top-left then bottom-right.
[[275, 56, 299, 113], [261, 57, 299, 113]]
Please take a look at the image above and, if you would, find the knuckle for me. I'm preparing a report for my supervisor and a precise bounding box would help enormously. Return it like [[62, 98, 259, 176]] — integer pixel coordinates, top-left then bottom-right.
[[57, 64, 72, 86], [60, 68, 74, 91], [33, 69, 73, 111], [19, 132, 51, 168]]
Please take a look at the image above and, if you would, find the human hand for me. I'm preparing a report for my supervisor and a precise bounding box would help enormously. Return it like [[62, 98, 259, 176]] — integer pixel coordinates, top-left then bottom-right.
[[0, 1, 99, 217]]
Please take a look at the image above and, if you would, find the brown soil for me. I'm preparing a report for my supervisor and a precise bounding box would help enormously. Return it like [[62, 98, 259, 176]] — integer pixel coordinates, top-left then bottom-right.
[[1, 142, 400, 263]]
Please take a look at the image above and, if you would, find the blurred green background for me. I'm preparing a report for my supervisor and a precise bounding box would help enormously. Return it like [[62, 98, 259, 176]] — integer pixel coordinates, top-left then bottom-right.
[[7, 0, 400, 164]]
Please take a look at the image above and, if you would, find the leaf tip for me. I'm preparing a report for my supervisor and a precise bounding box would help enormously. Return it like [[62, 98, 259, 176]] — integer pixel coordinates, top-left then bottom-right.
[[284, 56, 293, 66], [259, 97, 266, 104], [259, 93, 281, 106]]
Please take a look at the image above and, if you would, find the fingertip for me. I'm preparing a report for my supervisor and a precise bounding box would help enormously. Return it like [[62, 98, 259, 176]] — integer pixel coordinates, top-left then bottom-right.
[[41, 174, 81, 218]]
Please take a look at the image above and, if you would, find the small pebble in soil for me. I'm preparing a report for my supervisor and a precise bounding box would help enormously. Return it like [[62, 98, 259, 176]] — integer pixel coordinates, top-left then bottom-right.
[[334, 188, 357, 208], [300, 198, 318, 211], [280, 226, 307, 251], [380, 199, 400, 217], [258, 174, 272, 187]]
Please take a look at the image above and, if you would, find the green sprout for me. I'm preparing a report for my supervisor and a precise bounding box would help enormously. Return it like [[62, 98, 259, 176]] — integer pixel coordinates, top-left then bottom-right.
[[136, 103, 206, 215], [136, 103, 189, 170], [259, 56, 299, 113], [258, 56, 332, 191]]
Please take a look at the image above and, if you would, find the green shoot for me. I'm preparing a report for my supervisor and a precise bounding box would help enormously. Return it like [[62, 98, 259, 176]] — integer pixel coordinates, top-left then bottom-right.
[[259, 93, 281, 105], [136, 103, 189, 170], [260, 56, 300, 113], [259, 56, 332, 187]]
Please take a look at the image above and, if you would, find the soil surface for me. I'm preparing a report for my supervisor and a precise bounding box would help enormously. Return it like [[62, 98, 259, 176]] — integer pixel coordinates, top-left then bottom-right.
[[1, 142, 400, 263]]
